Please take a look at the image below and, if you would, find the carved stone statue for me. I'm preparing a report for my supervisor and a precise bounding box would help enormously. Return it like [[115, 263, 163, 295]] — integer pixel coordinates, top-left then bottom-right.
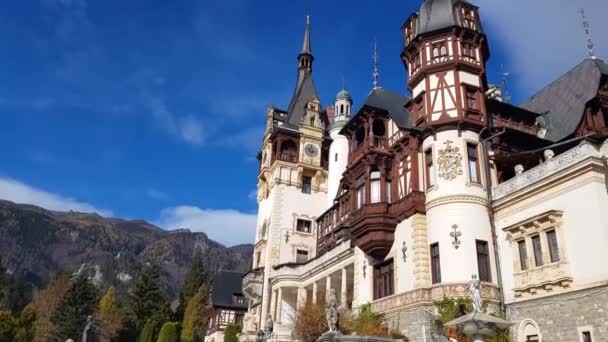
[[81, 315, 95, 342], [469, 274, 483, 313], [325, 289, 339, 333], [263, 315, 273, 339]]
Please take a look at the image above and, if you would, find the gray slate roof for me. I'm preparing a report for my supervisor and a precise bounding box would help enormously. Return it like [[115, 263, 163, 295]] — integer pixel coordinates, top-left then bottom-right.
[[520, 58, 608, 141], [415, 0, 479, 37], [210, 270, 247, 309], [286, 70, 320, 127], [342, 88, 412, 133]]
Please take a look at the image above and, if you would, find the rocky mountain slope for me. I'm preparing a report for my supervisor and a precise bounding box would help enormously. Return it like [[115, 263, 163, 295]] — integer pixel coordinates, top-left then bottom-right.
[[0, 199, 253, 298]]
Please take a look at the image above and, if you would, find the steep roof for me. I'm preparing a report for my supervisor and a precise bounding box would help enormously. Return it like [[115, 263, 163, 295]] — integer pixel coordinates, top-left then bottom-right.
[[285, 71, 320, 127], [341, 88, 412, 133], [209, 270, 247, 310], [520, 58, 608, 141], [414, 0, 479, 36]]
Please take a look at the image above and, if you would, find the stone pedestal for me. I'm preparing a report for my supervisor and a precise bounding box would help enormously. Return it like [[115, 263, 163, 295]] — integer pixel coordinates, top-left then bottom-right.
[[444, 312, 513, 342]]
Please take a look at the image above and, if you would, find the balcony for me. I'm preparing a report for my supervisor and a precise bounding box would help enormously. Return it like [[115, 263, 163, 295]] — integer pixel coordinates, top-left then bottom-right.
[[242, 268, 264, 305], [316, 203, 351, 256], [349, 202, 398, 259], [278, 152, 298, 164]]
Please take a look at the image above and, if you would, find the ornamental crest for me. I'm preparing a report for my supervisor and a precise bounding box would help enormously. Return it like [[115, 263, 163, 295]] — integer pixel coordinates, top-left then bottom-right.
[[437, 140, 463, 181]]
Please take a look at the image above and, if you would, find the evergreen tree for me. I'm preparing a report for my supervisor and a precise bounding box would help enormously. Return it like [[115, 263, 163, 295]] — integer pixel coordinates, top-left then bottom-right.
[[0, 310, 17, 341], [180, 284, 209, 342], [50, 274, 99, 341], [180, 251, 207, 303], [223, 323, 240, 342], [128, 264, 167, 331], [157, 322, 180, 342], [96, 287, 123, 342], [138, 317, 163, 342], [14, 305, 36, 342]]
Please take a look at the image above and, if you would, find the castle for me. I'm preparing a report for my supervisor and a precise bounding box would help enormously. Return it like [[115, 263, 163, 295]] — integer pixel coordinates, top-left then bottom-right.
[[238, 1, 608, 341]]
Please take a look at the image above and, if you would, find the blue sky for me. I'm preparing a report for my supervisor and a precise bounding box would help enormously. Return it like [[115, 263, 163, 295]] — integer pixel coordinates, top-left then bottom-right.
[[0, 0, 605, 246]]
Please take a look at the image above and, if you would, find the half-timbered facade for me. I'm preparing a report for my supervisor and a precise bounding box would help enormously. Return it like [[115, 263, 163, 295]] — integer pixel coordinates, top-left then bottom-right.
[[205, 271, 248, 342], [240, 1, 608, 341]]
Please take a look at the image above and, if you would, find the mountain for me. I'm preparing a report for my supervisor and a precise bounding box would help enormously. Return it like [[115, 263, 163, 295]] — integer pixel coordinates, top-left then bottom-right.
[[0, 199, 253, 299]]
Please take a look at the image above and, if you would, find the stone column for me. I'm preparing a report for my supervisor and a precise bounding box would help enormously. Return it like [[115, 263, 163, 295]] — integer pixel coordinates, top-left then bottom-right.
[[297, 287, 307, 312], [325, 275, 332, 302], [340, 268, 348, 306], [411, 214, 431, 288], [276, 287, 283, 323], [269, 288, 277, 322]]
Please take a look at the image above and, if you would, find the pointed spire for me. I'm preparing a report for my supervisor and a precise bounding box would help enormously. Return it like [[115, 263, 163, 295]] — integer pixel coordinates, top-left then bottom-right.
[[297, 10, 314, 72], [373, 38, 381, 90], [579, 8, 597, 60]]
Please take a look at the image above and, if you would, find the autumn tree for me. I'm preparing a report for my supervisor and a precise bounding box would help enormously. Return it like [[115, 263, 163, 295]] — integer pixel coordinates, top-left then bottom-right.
[[30, 272, 71, 342], [50, 273, 99, 341], [96, 287, 124, 341], [180, 284, 209, 342]]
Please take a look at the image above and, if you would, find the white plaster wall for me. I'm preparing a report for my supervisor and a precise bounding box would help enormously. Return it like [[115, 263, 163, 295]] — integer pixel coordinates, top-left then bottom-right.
[[204, 331, 224, 342], [459, 71, 480, 87], [412, 79, 426, 99], [328, 128, 349, 206], [496, 173, 608, 302], [422, 130, 496, 284], [353, 247, 375, 307], [389, 217, 415, 293], [277, 185, 327, 264]]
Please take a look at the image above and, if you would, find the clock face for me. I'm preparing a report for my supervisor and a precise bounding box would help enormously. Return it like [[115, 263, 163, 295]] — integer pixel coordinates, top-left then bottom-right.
[[304, 144, 319, 158]]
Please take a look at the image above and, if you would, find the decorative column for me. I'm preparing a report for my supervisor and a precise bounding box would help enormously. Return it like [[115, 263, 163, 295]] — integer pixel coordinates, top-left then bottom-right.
[[325, 275, 332, 302], [276, 287, 283, 323], [269, 288, 277, 322], [297, 287, 307, 312], [340, 268, 348, 306], [411, 214, 431, 288], [312, 281, 318, 304]]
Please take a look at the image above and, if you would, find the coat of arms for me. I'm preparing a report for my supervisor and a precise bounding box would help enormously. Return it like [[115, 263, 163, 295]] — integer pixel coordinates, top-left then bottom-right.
[[437, 140, 463, 181]]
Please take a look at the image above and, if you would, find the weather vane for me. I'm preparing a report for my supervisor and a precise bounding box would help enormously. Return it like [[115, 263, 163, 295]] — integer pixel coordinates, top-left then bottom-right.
[[579, 9, 596, 60], [373, 38, 380, 89]]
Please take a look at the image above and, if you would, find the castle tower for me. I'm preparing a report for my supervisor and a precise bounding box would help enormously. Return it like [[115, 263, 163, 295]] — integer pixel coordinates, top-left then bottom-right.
[[402, 0, 497, 286], [327, 89, 352, 205]]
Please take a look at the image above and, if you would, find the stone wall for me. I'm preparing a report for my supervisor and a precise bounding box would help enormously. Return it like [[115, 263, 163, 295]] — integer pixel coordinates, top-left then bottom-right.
[[507, 285, 608, 342], [383, 304, 435, 342]]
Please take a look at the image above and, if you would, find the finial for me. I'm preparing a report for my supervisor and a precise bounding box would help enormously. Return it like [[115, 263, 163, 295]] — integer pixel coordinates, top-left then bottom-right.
[[373, 38, 380, 90], [500, 65, 512, 104], [342, 75, 345, 91], [579, 9, 597, 60]]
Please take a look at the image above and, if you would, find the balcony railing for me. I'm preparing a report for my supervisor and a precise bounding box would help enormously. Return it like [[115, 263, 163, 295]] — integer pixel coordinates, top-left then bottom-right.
[[242, 268, 264, 305], [278, 152, 298, 163]]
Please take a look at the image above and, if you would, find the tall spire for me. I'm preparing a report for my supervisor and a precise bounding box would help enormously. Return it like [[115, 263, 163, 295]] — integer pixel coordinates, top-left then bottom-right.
[[373, 38, 380, 89], [579, 8, 597, 60], [298, 12, 314, 71]]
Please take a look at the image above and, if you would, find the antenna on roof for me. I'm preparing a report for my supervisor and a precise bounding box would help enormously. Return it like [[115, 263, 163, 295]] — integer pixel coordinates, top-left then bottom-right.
[[579, 8, 597, 60], [373, 37, 380, 90], [500, 65, 512, 104]]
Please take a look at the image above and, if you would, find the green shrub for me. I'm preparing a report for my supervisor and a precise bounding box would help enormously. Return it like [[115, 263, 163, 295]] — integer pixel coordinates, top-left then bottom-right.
[[223, 323, 240, 342], [157, 322, 180, 342], [139, 317, 163, 342]]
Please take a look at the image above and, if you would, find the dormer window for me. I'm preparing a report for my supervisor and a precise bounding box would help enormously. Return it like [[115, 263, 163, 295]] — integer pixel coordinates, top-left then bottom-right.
[[461, 7, 477, 30], [432, 43, 448, 60], [462, 42, 476, 59]]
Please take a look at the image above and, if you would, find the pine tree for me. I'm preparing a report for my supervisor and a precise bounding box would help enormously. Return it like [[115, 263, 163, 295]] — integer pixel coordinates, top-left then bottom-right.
[[157, 322, 180, 342], [223, 323, 240, 342], [180, 284, 209, 342], [180, 251, 207, 303], [128, 264, 167, 331], [0, 310, 17, 341], [31, 272, 71, 342], [50, 274, 99, 341], [96, 287, 123, 342]]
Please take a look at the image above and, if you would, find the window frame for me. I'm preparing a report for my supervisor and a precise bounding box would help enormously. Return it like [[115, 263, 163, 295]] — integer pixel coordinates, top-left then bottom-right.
[[465, 87, 479, 111], [295, 249, 309, 263], [476, 240, 491, 282], [517, 239, 528, 271], [296, 218, 312, 234], [467, 142, 481, 184], [531, 235, 544, 267], [425, 148, 435, 189], [430, 242, 441, 284], [546, 229, 560, 263], [373, 259, 394, 299], [301, 175, 312, 194]]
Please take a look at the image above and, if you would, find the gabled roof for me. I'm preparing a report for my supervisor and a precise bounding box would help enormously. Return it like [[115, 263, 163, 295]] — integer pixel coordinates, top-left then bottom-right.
[[209, 270, 247, 310], [520, 58, 608, 142], [341, 88, 412, 134]]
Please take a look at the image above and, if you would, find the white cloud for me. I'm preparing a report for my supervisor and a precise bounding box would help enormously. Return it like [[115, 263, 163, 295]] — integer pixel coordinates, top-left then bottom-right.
[[479, 0, 608, 94], [146, 188, 170, 201], [146, 95, 206, 146], [0, 177, 112, 216], [157, 206, 256, 246]]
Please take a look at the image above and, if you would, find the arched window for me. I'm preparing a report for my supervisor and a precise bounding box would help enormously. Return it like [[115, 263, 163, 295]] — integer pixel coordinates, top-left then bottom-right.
[[355, 127, 365, 149], [310, 116, 315, 126], [370, 170, 381, 203], [433, 47, 439, 58], [440, 45, 447, 56], [340, 104, 344, 114]]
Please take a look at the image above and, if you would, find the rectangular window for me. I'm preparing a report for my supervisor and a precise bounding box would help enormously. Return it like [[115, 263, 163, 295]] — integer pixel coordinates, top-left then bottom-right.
[[356, 176, 365, 209], [296, 219, 312, 233], [546, 230, 560, 263], [467, 143, 480, 183], [302, 176, 312, 194], [518, 240, 528, 271], [373, 260, 394, 299], [526, 335, 539, 342], [532, 235, 543, 267], [296, 249, 309, 263], [476, 240, 491, 282], [466, 89, 478, 109], [370, 171, 381, 203], [430, 243, 441, 284], [425, 149, 435, 188], [582, 331, 592, 342], [386, 181, 392, 203]]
